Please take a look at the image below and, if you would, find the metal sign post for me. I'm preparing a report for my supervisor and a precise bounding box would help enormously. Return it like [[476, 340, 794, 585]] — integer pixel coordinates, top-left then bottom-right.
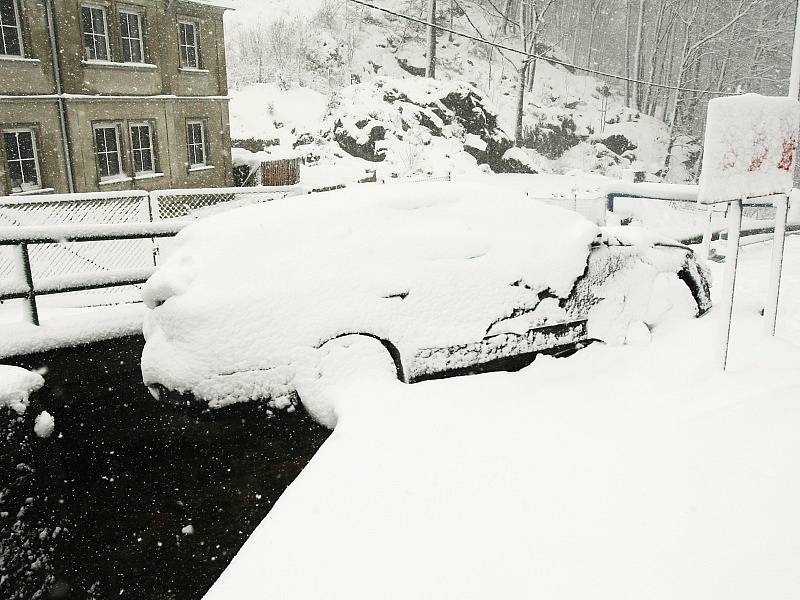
[[698, 94, 800, 370], [764, 1, 800, 335], [717, 199, 742, 368]]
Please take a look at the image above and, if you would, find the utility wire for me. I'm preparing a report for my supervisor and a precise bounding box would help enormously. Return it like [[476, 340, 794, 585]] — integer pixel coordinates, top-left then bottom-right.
[[347, 0, 733, 97]]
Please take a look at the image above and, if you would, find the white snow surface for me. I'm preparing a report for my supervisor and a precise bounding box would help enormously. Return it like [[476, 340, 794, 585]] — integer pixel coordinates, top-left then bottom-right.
[[33, 411, 55, 438], [0, 303, 145, 359], [229, 83, 329, 145], [698, 94, 800, 204], [204, 237, 800, 600], [141, 181, 601, 407], [0, 365, 44, 415]]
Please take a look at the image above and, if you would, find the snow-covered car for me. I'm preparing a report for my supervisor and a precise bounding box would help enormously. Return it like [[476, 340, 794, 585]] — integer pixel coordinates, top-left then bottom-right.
[[141, 181, 710, 418]]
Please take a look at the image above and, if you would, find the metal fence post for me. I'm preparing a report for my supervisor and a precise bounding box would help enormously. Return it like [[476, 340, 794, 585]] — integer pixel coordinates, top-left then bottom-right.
[[146, 191, 159, 267], [765, 193, 789, 335], [699, 207, 714, 260], [18, 243, 39, 326], [717, 199, 743, 370]]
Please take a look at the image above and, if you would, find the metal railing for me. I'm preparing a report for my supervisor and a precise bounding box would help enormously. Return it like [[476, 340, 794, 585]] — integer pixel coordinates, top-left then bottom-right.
[[601, 182, 797, 251], [0, 222, 186, 326]]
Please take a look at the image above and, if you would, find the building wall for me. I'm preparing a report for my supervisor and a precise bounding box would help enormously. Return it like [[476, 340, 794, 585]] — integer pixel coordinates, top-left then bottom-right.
[[53, 0, 229, 97], [64, 98, 231, 193], [0, 100, 70, 195], [0, 0, 56, 95], [0, 0, 233, 196]]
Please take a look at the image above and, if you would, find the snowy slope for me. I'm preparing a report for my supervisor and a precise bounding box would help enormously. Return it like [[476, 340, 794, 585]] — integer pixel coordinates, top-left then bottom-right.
[[224, 0, 673, 180]]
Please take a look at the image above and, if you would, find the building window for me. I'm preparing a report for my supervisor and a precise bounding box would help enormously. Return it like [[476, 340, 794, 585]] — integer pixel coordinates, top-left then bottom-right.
[[186, 120, 207, 167], [81, 5, 110, 61], [93, 123, 122, 179], [3, 129, 41, 193], [119, 10, 144, 63], [0, 0, 23, 56], [129, 122, 154, 174], [178, 20, 199, 69]]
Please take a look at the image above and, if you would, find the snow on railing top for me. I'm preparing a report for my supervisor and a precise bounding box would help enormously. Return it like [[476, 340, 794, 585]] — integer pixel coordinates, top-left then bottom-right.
[[149, 185, 306, 200], [0, 189, 148, 207], [601, 181, 700, 203], [0, 222, 186, 245]]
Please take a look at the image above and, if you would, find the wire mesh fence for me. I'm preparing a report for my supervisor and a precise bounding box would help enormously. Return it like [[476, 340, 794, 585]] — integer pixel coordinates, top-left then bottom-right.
[[0, 192, 153, 303], [150, 186, 300, 221]]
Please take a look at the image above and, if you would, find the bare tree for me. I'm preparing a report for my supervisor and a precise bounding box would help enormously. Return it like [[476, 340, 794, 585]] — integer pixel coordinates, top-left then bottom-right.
[[426, 0, 438, 77]]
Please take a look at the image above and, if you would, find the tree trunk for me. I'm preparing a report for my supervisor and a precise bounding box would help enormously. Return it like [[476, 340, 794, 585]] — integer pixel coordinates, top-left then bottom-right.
[[515, 60, 529, 146], [586, 2, 600, 69], [502, 0, 514, 33], [632, 0, 646, 110], [426, 0, 437, 78], [624, 0, 632, 107], [570, 1, 581, 64]]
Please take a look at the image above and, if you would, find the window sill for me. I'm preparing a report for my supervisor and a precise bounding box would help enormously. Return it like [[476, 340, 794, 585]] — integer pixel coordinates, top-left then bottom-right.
[[133, 172, 165, 181], [179, 67, 210, 74], [82, 60, 158, 70], [10, 187, 54, 196], [0, 55, 41, 64], [99, 176, 133, 186], [188, 165, 214, 173]]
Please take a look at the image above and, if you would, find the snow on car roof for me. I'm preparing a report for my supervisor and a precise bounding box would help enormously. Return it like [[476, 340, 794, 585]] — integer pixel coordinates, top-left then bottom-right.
[[141, 181, 601, 407]]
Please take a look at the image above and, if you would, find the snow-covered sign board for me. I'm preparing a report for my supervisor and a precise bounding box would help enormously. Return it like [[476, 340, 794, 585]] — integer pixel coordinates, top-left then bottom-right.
[[698, 94, 800, 205]]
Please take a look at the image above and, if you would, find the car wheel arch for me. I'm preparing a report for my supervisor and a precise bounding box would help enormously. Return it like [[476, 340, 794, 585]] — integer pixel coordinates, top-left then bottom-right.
[[316, 333, 407, 383]]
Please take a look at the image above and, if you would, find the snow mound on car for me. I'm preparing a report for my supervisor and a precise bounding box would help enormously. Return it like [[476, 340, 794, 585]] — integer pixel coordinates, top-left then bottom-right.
[[141, 181, 600, 409]]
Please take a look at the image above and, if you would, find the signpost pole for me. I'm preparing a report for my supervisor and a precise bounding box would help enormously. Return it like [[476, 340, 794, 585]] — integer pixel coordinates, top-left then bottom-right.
[[718, 200, 743, 370], [700, 208, 714, 260], [765, 0, 800, 335]]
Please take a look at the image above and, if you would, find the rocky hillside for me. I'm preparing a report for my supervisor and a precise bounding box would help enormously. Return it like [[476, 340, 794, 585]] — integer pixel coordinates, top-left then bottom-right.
[[225, 0, 688, 182]]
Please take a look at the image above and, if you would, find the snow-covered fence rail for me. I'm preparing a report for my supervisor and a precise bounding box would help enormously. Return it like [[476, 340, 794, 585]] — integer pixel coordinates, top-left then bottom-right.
[[0, 191, 154, 300], [150, 186, 302, 221], [0, 187, 303, 308], [0, 222, 186, 326], [601, 182, 796, 253]]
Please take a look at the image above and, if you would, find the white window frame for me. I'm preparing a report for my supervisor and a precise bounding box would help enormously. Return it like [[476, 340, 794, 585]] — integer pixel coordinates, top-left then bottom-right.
[[81, 3, 111, 62], [3, 128, 42, 193], [0, 0, 24, 57], [119, 8, 144, 64], [186, 119, 207, 167], [93, 122, 123, 181], [129, 121, 155, 175], [177, 18, 199, 69]]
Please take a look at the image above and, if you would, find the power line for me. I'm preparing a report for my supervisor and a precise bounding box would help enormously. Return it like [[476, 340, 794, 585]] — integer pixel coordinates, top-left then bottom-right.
[[347, 0, 733, 97]]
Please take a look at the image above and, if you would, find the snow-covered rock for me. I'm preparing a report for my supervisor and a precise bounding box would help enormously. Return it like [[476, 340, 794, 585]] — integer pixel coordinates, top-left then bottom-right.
[[323, 77, 513, 175]]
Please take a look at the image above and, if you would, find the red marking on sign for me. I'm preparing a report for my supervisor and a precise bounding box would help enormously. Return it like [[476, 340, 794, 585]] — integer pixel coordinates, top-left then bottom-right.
[[778, 137, 797, 172], [748, 133, 769, 172]]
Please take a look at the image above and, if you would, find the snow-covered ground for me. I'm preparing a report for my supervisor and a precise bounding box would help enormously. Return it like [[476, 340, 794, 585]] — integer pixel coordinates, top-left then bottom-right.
[[203, 237, 800, 600], [0, 301, 144, 359]]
